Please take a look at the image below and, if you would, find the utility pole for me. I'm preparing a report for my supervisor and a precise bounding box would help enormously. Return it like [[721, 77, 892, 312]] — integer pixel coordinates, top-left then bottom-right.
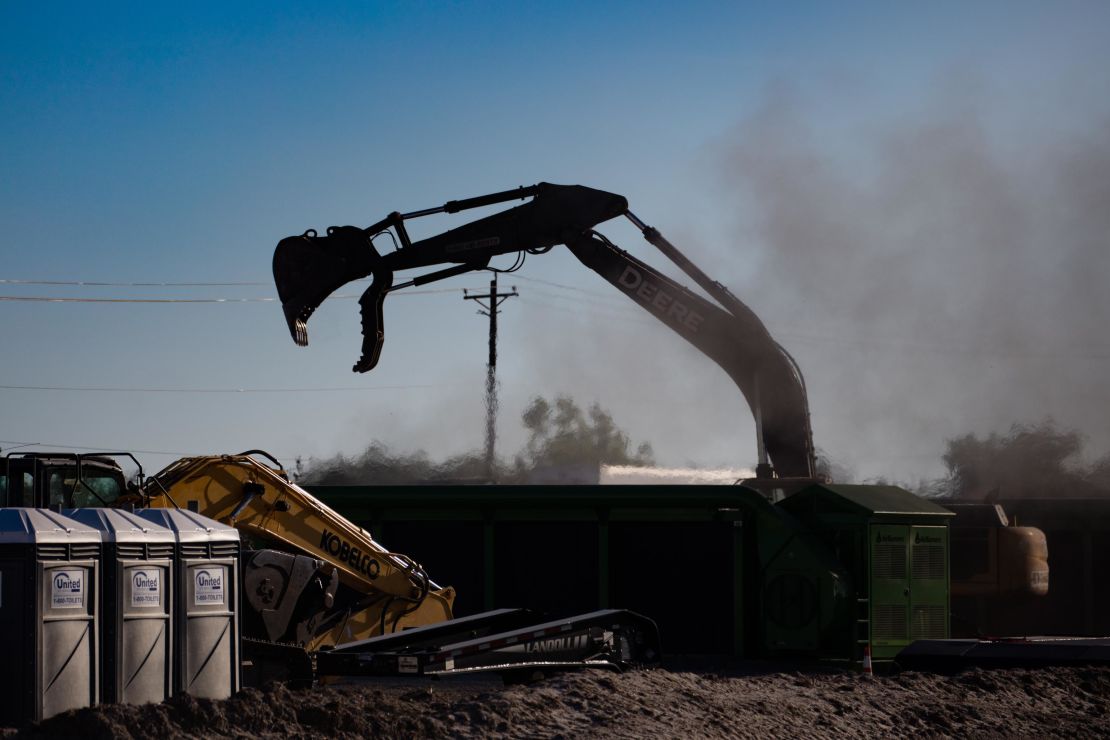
[[464, 274, 518, 481]]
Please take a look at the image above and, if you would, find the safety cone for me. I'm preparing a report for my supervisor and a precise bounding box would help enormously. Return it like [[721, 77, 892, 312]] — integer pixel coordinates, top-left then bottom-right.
[[862, 644, 874, 678]]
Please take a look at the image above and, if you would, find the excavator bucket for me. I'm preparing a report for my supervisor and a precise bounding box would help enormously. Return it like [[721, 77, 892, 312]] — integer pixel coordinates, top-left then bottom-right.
[[273, 226, 382, 347]]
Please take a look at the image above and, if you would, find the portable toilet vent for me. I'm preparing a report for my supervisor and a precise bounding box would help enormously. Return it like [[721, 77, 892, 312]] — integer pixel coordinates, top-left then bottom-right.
[[64, 508, 175, 705], [0, 508, 101, 725], [134, 508, 240, 699]]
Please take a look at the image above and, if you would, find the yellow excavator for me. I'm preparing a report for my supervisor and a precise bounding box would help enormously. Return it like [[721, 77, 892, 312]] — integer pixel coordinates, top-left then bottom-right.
[[139, 451, 456, 651], [0, 451, 455, 649], [0, 450, 660, 683]]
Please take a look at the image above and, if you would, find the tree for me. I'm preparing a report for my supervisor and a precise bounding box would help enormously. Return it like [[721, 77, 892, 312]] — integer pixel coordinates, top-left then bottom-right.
[[941, 419, 1108, 499], [515, 395, 654, 473], [302, 394, 653, 485], [303, 442, 488, 485]]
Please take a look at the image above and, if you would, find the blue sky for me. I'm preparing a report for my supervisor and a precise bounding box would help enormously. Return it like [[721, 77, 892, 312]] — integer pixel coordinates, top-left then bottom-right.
[[2, 2, 1108, 482]]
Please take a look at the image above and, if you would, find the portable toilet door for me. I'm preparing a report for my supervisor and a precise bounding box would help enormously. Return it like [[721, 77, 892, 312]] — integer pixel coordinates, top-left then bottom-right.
[[64, 508, 175, 705], [0, 508, 101, 725], [134, 508, 241, 699]]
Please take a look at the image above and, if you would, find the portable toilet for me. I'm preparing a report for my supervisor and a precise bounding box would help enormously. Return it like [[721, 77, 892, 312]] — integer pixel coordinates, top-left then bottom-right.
[[134, 508, 240, 699], [0, 508, 101, 725], [64, 508, 174, 705], [777, 484, 954, 663]]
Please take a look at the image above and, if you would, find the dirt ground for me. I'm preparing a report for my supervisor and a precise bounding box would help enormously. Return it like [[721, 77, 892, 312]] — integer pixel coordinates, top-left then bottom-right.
[[13, 664, 1110, 739]]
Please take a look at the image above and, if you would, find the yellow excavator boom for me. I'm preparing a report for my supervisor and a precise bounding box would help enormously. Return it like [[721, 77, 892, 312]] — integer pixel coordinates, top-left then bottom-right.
[[142, 453, 454, 651]]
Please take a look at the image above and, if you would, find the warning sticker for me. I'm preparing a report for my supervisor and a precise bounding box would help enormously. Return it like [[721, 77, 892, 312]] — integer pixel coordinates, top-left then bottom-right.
[[51, 569, 85, 609], [131, 569, 161, 608], [194, 567, 225, 606]]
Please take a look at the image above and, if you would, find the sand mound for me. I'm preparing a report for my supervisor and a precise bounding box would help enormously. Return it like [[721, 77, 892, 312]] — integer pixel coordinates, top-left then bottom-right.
[[13, 665, 1110, 738]]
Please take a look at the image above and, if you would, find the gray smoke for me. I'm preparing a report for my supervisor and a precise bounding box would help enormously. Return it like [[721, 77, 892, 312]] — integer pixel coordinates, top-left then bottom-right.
[[715, 88, 1110, 481], [348, 87, 1110, 484]]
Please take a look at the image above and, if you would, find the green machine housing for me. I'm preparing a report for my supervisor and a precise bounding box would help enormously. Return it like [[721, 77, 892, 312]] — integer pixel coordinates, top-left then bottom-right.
[[310, 482, 952, 664], [777, 484, 954, 661]]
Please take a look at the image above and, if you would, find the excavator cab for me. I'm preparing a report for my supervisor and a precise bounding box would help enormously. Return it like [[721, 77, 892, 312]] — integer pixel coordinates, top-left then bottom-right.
[[0, 452, 136, 508]]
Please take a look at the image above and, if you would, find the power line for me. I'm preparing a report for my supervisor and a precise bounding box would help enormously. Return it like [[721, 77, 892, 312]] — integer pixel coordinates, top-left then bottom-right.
[[776, 331, 1110, 360], [0, 287, 486, 303], [0, 438, 204, 457], [0, 440, 305, 468], [2, 274, 630, 301], [516, 296, 657, 326], [512, 274, 614, 297], [0, 383, 435, 393], [0, 279, 271, 286], [6, 274, 1108, 360], [0, 295, 278, 303], [524, 286, 645, 313]]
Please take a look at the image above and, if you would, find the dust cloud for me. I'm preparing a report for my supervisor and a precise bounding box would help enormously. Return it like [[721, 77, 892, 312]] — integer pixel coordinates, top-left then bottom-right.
[[713, 88, 1110, 481], [330, 88, 1109, 485]]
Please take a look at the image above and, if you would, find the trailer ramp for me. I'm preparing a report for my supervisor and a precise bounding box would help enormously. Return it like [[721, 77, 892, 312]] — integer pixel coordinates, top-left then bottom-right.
[[317, 609, 661, 680]]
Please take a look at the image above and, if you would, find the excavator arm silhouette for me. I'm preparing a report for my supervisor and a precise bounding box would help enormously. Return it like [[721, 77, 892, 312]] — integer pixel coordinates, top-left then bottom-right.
[[273, 183, 816, 478]]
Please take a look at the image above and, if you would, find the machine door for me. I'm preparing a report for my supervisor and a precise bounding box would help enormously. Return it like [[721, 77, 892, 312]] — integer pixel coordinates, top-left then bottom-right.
[[869, 524, 910, 659], [2, 458, 39, 507], [909, 526, 948, 640]]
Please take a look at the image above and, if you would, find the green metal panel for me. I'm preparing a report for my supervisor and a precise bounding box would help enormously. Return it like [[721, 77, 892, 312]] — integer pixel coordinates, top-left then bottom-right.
[[819, 485, 954, 516], [597, 518, 610, 608], [483, 520, 495, 611], [762, 559, 821, 652], [732, 519, 745, 657], [866, 524, 950, 659], [308, 484, 779, 524], [909, 526, 949, 640], [869, 524, 911, 660], [307, 483, 900, 659], [779, 484, 955, 524]]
